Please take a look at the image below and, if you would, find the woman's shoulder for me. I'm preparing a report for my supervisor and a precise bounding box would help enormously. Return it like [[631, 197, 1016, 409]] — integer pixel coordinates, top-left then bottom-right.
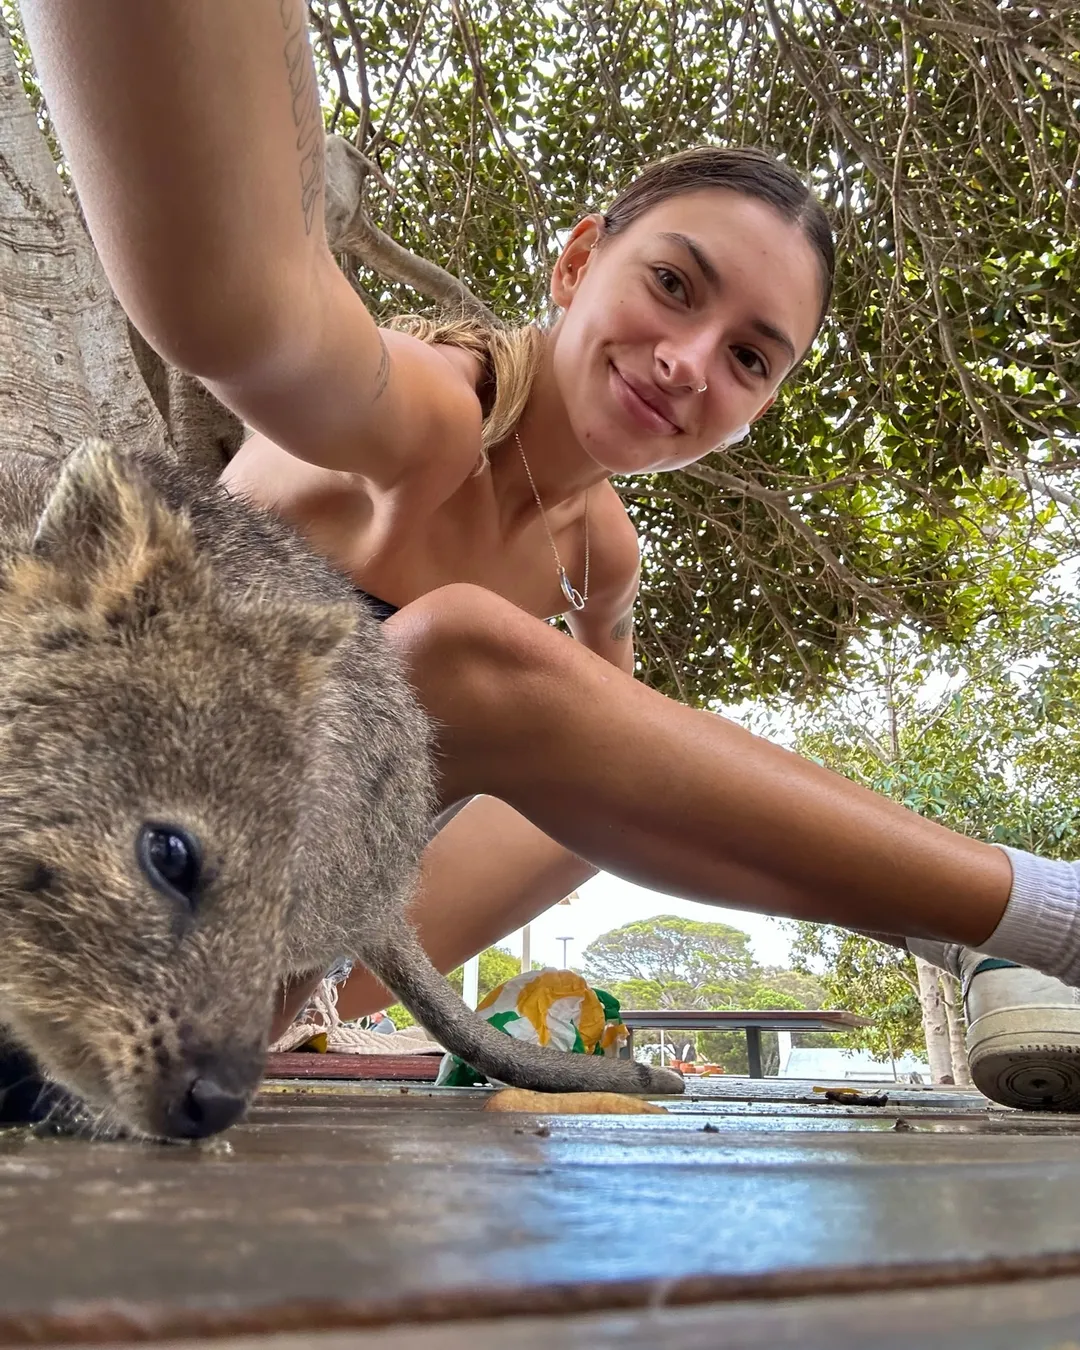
[[428, 339, 489, 396], [383, 318, 538, 438], [379, 315, 493, 398], [372, 329, 487, 496], [592, 477, 639, 543], [378, 327, 486, 405]]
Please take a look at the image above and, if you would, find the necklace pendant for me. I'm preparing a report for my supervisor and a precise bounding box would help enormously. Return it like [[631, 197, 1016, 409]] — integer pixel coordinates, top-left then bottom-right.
[[560, 568, 586, 612]]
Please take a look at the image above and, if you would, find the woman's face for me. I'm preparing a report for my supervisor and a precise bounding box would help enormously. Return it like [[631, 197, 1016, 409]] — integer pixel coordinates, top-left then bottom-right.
[[550, 188, 825, 475]]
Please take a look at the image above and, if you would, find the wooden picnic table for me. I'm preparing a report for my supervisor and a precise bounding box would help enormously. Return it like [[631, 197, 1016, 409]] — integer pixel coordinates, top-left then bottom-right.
[[620, 1008, 871, 1077]]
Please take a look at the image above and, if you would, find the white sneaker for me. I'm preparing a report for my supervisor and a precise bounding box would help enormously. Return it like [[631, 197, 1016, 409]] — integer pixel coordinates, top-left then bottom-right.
[[912, 939, 1080, 1110], [961, 952, 1080, 1111]]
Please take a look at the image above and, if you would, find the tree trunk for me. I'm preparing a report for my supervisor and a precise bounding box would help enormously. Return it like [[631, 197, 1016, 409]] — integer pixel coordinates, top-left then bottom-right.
[[914, 956, 954, 1084], [940, 971, 973, 1088], [0, 18, 163, 462]]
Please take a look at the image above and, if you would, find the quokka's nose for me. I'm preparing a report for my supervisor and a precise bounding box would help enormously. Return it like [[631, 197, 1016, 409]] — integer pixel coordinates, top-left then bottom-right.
[[161, 1073, 248, 1139]]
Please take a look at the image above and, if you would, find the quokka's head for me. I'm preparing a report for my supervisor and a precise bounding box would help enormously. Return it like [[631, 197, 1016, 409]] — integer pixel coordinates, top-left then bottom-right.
[[0, 441, 355, 1140]]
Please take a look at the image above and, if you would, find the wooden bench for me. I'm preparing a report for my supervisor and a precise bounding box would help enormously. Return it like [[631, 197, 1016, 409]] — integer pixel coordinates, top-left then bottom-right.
[[620, 1008, 872, 1078]]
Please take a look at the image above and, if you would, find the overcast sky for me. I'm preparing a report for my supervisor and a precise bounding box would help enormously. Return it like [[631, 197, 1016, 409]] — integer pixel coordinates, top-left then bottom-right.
[[501, 870, 794, 974]]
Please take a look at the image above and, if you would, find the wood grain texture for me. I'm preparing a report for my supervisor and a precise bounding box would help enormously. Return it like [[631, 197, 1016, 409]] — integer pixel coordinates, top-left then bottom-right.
[[3, 1081, 1080, 1344]]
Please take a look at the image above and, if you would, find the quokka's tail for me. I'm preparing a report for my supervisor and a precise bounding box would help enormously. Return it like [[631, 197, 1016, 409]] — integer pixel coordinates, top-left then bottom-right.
[[358, 928, 684, 1097]]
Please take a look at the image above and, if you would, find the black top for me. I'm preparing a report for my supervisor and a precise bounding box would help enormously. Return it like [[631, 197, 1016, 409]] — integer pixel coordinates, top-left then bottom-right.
[[355, 588, 400, 623]]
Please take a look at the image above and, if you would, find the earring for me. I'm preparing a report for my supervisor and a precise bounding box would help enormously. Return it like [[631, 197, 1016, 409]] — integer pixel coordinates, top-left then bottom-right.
[[697, 382, 708, 393], [724, 424, 751, 448]]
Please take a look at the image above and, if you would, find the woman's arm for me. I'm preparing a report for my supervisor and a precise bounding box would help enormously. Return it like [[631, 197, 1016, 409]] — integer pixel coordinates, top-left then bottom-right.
[[21, 0, 477, 491]]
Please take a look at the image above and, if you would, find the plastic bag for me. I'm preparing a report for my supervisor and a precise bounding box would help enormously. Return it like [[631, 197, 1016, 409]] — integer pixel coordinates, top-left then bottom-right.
[[436, 967, 629, 1087]]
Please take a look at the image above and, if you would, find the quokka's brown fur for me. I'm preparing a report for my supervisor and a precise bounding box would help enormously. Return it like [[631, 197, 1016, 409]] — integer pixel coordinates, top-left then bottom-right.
[[0, 441, 682, 1139]]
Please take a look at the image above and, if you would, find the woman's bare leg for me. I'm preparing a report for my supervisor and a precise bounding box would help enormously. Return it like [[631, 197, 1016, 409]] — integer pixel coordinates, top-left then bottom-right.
[[275, 584, 1023, 1037], [276, 586, 1018, 1035], [383, 585, 1013, 949]]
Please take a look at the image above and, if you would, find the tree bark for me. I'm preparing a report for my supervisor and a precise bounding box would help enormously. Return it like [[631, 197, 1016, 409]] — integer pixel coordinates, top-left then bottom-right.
[[940, 970, 973, 1087], [0, 17, 163, 462], [914, 956, 954, 1084]]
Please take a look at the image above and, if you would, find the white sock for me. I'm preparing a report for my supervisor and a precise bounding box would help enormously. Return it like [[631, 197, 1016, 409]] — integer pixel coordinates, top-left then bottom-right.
[[906, 937, 963, 976], [979, 847, 1080, 985]]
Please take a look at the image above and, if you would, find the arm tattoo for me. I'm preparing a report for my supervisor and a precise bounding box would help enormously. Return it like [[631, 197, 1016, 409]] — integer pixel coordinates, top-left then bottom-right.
[[610, 609, 635, 642], [373, 335, 390, 401], [279, 1, 324, 235]]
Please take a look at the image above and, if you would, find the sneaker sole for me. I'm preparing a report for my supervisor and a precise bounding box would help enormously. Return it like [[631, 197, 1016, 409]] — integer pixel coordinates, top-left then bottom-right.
[[967, 1006, 1080, 1111]]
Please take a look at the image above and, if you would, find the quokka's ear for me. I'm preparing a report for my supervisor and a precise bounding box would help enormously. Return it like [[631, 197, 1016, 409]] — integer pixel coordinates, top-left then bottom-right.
[[289, 601, 358, 660], [245, 597, 358, 698], [14, 439, 197, 612]]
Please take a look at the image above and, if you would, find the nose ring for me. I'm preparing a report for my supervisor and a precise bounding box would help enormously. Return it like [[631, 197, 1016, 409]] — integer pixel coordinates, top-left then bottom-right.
[[697, 382, 708, 393]]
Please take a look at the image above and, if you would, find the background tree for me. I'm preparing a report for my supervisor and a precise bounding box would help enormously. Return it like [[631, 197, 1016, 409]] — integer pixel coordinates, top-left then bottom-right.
[[783, 578, 1080, 1080], [583, 915, 830, 1073], [4, 1, 1078, 705], [582, 915, 755, 989], [787, 926, 935, 1074]]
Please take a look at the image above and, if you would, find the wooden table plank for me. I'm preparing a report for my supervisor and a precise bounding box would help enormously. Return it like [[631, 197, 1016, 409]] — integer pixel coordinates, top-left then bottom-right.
[[56, 1276, 1080, 1349], [3, 1084, 1080, 1342]]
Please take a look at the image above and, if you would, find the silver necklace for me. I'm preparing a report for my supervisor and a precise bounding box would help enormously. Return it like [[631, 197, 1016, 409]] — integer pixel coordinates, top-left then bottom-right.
[[514, 430, 590, 612]]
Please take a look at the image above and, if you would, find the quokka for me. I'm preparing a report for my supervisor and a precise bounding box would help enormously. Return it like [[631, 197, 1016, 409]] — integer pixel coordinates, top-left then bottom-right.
[[0, 440, 682, 1139]]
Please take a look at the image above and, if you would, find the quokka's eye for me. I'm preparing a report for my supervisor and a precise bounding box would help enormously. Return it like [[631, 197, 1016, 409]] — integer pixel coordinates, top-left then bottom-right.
[[137, 823, 202, 907]]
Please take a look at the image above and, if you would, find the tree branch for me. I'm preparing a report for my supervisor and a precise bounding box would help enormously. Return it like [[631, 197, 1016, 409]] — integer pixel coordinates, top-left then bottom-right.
[[682, 460, 904, 619], [323, 135, 495, 321]]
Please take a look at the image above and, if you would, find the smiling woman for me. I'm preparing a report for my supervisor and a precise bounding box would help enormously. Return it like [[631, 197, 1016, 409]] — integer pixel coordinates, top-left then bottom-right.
[[20, 0, 1080, 1112]]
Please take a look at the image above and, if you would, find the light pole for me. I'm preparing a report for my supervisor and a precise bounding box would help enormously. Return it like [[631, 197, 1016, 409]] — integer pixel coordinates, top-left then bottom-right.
[[555, 935, 573, 968], [462, 953, 480, 1009], [520, 923, 531, 974]]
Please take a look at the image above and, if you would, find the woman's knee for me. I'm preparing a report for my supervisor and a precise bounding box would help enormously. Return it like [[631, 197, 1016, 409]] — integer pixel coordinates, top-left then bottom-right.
[[385, 584, 566, 720]]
